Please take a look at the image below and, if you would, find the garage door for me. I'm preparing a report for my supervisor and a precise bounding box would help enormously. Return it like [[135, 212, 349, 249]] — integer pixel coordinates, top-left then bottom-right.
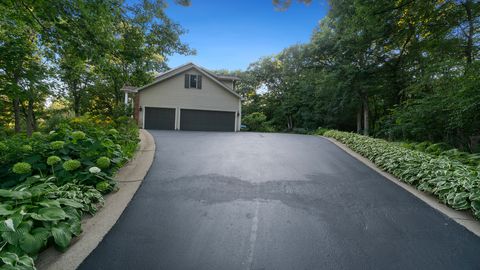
[[180, 109, 235, 131], [144, 107, 175, 130]]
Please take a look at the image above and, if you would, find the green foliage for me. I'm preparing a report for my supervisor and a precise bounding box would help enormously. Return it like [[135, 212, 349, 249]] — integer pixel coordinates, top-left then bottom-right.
[[0, 0, 193, 133], [71, 131, 86, 141], [96, 157, 111, 169], [0, 115, 138, 269], [95, 181, 111, 194], [12, 163, 31, 175], [398, 141, 480, 167], [324, 130, 480, 218], [62, 160, 81, 172], [313, 127, 329, 136], [238, 0, 479, 149], [0, 115, 139, 188], [46, 156, 61, 166], [242, 112, 274, 132], [0, 176, 104, 269], [50, 141, 65, 150]]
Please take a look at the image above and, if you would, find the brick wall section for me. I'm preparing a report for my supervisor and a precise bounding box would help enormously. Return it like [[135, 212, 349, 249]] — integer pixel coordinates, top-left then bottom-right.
[[133, 94, 140, 125]]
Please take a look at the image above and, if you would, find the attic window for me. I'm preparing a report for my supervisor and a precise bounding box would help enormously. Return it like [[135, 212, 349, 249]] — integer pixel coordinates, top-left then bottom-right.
[[184, 74, 202, 89]]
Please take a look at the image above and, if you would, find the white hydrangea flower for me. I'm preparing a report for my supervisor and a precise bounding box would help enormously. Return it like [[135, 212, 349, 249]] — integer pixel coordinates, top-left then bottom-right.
[[89, 166, 101, 174]]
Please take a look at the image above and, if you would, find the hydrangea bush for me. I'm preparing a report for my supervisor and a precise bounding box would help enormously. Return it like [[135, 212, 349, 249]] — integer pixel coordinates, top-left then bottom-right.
[[0, 115, 138, 269], [0, 115, 139, 189]]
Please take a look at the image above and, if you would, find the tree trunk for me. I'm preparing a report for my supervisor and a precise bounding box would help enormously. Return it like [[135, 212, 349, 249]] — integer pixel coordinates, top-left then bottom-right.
[[28, 98, 36, 131], [74, 94, 81, 117], [356, 105, 362, 134], [72, 83, 81, 117], [13, 98, 21, 133], [363, 96, 369, 136], [286, 115, 293, 130], [463, 0, 474, 66], [26, 98, 34, 137]]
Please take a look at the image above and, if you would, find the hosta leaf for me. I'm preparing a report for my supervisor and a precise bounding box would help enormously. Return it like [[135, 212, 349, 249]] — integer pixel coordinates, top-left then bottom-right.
[[30, 207, 67, 221], [0, 215, 23, 232], [63, 206, 81, 221], [469, 191, 480, 201], [471, 201, 480, 218], [51, 226, 72, 250], [69, 220, 82, 236], [0, 205, 15, 216], [16, 254, 36, 269], [38, 200, 61, 208], [31, 227, 51, 247], [19, 232, 44, 254], [0, 190, 31, 200], [0, 251, 35, 270], [57, 198, 83, 209], [1, 221, 33, 246], [0, 251, 19, 266]]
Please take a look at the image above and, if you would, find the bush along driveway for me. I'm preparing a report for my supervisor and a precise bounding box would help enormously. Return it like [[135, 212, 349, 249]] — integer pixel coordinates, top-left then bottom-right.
[[323, 130, 480, 219], [0, 115, 139, 270]]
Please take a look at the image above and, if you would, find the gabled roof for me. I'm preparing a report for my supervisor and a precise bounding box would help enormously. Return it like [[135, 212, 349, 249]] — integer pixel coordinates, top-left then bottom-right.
[[132, 62, 241, 99]]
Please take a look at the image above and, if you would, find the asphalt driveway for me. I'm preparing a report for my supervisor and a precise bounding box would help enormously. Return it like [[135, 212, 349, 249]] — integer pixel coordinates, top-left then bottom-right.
[[79, 131, 480, 270]]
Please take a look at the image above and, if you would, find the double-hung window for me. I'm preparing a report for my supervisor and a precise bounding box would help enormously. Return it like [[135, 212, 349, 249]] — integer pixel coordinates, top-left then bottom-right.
[[184, 74, 202, 89]]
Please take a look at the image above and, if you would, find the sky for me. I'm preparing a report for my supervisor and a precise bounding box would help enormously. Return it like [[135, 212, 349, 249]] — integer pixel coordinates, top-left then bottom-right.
[[164, 0, 329, 71]]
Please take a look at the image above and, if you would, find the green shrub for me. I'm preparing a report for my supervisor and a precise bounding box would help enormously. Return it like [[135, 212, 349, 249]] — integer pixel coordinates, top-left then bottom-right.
[[12, 162, 32, 175], [31, 132, 44, 140], [0, 176, 103, 269], [314, 127, 329, 136], [47, 156, 61, 166], [0, 115, 139, 189], [62, 160, 81, 171], [424, 143, 450, 155], [108, 128, 118, 135], [414, 141, 431, 152], [242, 112, 274, 132], [21, 145, 32, 152], [50, 141, 65, 150], [96, 157, 111, 169], [95, 181, 111, 193], [0, 142, 7, 152], [323, 130, 480, 219], [71, 131, 86, 141], [0, 115, 139, 269]]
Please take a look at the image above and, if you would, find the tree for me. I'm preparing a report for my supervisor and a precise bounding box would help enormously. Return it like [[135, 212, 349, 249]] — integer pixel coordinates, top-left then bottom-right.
[[240, 0, 479, 150]]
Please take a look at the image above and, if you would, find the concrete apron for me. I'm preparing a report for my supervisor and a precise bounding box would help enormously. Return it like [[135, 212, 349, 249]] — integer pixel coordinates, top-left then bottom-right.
[[36, 129, 155, 270], [324, 136, 480, 237]]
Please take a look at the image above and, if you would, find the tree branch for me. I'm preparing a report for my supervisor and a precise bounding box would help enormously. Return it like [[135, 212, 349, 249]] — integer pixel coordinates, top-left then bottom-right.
[[373, 0, 416, 15]]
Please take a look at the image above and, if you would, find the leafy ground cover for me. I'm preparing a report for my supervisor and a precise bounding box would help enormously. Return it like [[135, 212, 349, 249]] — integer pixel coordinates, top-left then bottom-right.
[[0, 115, 139, 269], [397, 141, 480, 167], [323, 130, 480, 219]]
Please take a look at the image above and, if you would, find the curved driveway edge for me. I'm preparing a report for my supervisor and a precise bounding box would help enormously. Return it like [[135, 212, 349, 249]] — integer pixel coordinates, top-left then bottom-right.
[[323, 136, 480, 237], [36, 129, 155, 270]]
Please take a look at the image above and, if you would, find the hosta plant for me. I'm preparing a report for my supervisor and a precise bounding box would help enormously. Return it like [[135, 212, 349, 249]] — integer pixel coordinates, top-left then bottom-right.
[[0, 176, 104, 269], [323, 130, 480, 218]]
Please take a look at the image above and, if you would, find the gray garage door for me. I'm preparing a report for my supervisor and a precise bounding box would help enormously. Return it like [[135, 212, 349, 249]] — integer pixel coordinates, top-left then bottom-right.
[[144, 107, 175, 130], [180, 109, 235, 131]]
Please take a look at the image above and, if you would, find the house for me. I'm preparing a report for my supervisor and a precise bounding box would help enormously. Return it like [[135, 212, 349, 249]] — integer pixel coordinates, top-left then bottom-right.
[[123, 63, 242, 132]]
